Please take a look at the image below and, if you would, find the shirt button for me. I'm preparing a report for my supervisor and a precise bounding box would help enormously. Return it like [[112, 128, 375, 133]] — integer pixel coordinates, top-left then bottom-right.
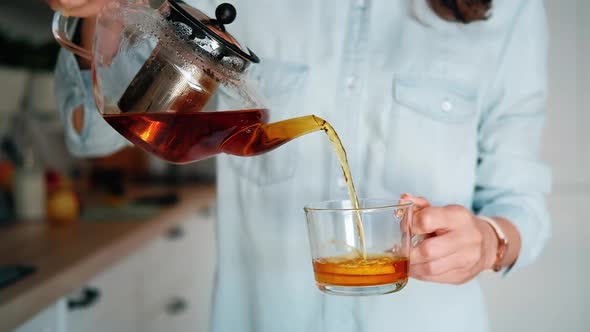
[[441, 99, 453, 112], [345, 75, 357, 90]]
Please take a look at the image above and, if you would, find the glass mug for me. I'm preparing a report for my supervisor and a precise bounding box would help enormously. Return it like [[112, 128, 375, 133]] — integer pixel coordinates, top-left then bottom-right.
[[304, 199, 413, 296]]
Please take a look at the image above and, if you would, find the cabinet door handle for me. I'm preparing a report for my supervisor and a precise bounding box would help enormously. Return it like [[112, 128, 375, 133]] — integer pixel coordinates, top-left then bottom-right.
[[67, 287, 101, 311], [166, 225, 184, 240], [166, 297, 188, 315]]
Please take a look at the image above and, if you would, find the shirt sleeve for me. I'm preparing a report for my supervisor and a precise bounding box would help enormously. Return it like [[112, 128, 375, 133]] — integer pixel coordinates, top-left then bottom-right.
[[54, 22, 131, 158], [473, 0, 551, 274]]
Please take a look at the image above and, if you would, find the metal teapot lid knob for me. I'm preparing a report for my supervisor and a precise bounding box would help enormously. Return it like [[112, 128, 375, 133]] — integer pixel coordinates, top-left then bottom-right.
[[212, 3, 237, 31]]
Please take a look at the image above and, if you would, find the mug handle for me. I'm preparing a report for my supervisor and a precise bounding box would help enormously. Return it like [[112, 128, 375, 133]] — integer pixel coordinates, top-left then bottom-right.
[[52, 11, 93, 60]]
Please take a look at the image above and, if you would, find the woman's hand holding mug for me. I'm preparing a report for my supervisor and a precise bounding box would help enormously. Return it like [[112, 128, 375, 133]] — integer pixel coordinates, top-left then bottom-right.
[[402, 194, 499, 285]]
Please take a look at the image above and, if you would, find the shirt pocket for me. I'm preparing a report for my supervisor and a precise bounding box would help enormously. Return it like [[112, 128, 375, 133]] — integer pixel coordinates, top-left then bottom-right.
[[380, 75, 479, 202], [393, 76, 477, 123], [227, 58, 309, 186]]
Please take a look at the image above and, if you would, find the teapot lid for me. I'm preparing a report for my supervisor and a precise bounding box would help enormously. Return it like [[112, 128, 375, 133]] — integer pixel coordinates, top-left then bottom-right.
[[164, 1, 259, 73]]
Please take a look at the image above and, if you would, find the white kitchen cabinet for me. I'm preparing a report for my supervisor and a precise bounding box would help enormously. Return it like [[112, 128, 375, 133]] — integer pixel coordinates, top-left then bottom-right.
[[139, 209, 216, 332], [66, 242, 144, 332], [140, 274, 214, 332], [141, 208, 215, 303], [13, 300, 67, 332], [65, 209, 216, 332]]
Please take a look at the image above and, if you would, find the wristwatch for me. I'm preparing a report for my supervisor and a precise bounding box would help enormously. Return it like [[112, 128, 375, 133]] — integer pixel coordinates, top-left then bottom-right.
[[478, 216, 509, 272]]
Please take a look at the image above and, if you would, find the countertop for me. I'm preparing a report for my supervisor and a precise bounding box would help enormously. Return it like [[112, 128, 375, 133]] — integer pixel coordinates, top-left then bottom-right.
[[0, 185, 215, 332]]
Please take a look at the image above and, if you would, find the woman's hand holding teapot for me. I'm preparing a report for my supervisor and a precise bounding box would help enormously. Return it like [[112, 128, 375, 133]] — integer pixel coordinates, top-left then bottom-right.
[[46, 0, 113, 17]]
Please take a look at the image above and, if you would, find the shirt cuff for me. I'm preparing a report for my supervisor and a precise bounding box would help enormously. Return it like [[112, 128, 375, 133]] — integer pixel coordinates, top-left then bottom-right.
[[55, 49, 132, 157], [477, 202, 549, 276]]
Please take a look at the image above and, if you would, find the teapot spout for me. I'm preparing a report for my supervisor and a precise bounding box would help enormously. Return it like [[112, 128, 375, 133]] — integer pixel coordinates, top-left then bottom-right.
[[221, 115, 325, 156]]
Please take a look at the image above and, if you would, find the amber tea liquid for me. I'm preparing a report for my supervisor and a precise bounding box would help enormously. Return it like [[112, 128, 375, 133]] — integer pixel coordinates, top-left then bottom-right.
[[104, 109, 366, 255], [104, 109, 268, 163], [313, 254, 409, 287]]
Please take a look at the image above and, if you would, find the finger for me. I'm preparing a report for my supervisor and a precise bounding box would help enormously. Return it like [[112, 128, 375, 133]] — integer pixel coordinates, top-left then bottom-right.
[[400, 193, 430, 210], [62, 0, 89, 6], [47, 0, 64, 11], [48, 0, 89, 10], [412, 206, 452, 235], [66, 2, 109, 17], [410, 231, 465, 264], [410, 248, 480, 277], [50, 0, 111, 17]]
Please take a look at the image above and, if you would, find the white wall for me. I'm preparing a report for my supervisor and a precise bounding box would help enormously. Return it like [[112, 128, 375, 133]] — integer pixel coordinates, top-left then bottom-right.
[[480, 1, 590, 331]]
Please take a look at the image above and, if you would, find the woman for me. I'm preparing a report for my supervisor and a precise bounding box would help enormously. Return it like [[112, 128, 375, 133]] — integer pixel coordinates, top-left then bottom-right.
[[49, 0, 551, 331]]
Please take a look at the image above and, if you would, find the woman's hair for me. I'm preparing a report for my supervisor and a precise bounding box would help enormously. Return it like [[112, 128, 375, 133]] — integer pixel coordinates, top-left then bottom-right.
[[429, 0, 492, 23]]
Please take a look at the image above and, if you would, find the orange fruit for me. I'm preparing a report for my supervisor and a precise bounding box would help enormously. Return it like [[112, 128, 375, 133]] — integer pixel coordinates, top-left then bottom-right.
[[47, 188, 79, 226]]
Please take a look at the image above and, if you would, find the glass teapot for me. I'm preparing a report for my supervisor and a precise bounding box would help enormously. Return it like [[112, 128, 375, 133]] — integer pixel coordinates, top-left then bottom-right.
[[52, 0, 324, 164]]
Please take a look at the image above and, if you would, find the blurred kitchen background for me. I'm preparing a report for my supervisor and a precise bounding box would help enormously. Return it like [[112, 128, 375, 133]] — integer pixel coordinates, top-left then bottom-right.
[[0, 1, 587, 332]]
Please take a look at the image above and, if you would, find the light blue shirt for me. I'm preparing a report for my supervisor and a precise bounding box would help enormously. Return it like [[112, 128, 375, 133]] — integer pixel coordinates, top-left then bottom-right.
[[55, 0, 551, 331]]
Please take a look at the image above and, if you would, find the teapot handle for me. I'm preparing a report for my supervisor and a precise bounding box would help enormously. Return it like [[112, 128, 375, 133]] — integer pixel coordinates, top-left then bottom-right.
[[52, 11, 93, 60]]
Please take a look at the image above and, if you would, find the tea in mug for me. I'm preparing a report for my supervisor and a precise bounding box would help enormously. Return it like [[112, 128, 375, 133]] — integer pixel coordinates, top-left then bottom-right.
[[312, 253, 409, 287]]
